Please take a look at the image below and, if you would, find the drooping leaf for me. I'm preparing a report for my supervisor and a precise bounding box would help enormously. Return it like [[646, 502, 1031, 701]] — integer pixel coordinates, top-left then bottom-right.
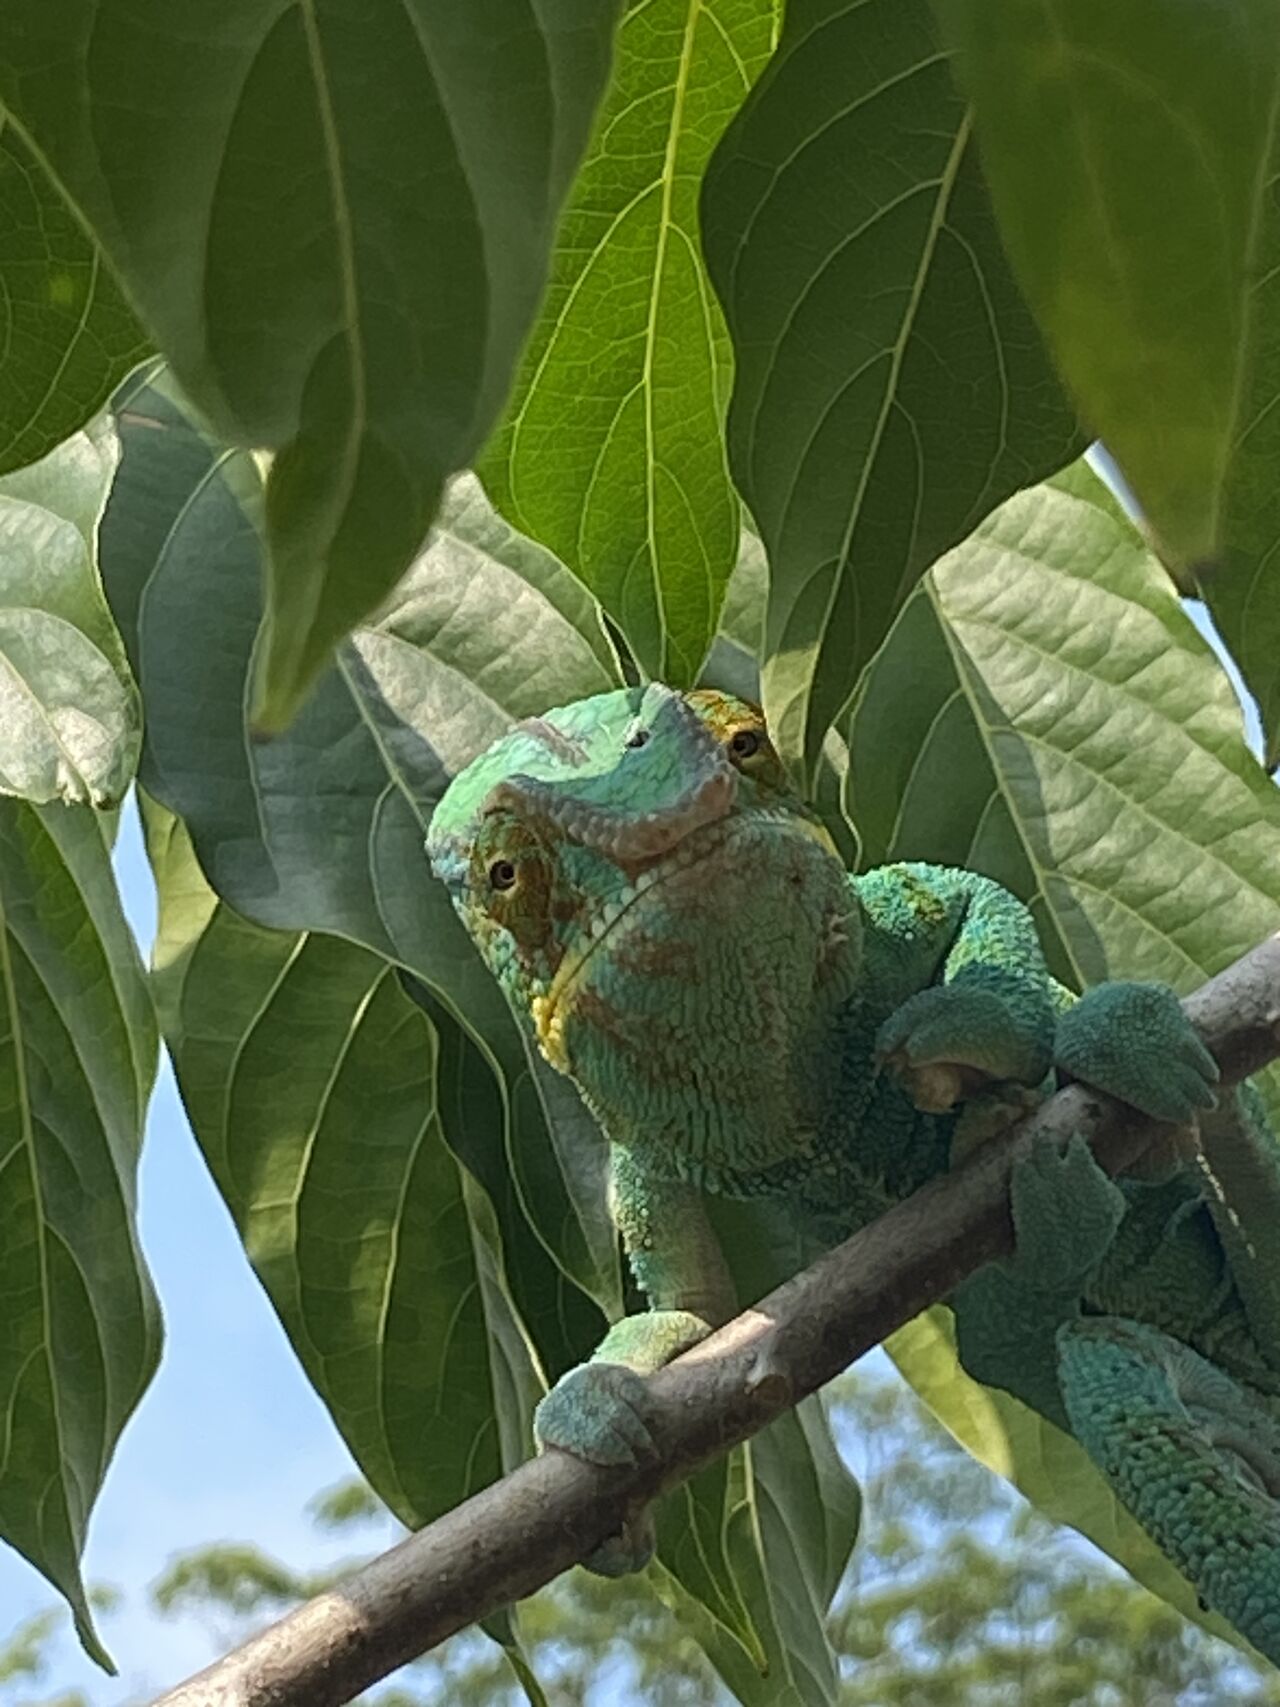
[[846, 460, 1280, 1634], [0, 417, 140, 807], [945, 0, 1280, 765], [484, 0, 778, 684], [660, 1193, 863, 1703], [101, 373, 621, 1353], [0, 0, 623, 728], [0, 797, 159, 1663], [0, 121, 148, 476], [701, 0, 1082, 787], [145, 801, 541, 1527]]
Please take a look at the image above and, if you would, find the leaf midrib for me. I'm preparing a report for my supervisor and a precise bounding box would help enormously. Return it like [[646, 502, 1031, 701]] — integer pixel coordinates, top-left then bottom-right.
[[642, 0, 704, 677]]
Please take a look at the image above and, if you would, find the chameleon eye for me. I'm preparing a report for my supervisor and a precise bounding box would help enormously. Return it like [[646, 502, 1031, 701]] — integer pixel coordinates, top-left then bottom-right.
[[729, 728, 761, 760], [624, 726, 650, 749], [489, 858, 518, 892]]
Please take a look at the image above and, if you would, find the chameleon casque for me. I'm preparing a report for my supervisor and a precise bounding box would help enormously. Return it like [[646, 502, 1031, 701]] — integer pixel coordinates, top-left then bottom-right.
[[427, 681, 1280, 1662]]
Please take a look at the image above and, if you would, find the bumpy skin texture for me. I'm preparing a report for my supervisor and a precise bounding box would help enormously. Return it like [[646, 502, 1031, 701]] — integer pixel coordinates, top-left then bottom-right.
[[428, 684, 1280, 1655]]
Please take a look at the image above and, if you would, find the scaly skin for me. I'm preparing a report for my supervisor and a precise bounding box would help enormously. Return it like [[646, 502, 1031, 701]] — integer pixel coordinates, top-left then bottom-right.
[[427, 684, 1280, 1655]]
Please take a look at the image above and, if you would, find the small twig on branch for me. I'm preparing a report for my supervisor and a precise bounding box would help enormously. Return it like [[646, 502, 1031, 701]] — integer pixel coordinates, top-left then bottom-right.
[[151, 935, 1280, 1707]]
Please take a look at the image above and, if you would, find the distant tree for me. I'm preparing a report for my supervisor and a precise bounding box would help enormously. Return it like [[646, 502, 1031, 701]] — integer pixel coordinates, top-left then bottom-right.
[[133, 1371, 1280, 1705], [10, 1366, 1280, 1705]]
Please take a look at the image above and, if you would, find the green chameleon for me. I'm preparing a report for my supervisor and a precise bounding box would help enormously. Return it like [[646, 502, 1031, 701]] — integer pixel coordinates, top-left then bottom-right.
[[427, 681, 1280, 1661]]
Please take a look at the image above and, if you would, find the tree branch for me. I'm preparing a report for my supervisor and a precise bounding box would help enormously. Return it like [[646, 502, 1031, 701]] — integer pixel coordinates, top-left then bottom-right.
[[151, 934, 1280, 1707]]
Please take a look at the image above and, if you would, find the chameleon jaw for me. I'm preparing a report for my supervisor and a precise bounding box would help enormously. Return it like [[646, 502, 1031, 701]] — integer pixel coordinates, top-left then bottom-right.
[[526, 808, 840, 1075]]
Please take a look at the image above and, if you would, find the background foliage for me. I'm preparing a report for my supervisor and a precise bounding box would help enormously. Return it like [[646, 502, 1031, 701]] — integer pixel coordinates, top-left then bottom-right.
[[0, 0, 1278, 1699], [7, 1370, 1280, 1707]]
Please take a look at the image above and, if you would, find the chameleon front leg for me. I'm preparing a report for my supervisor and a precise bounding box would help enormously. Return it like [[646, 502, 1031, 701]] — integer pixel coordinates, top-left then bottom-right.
[[534, 1147, 736, 1574], [865, 864, 1059, 1113], [953, 1132, 1128, 1428], [1059, 1316, 1280, 1663], [1059, 981, 1280, 1379]]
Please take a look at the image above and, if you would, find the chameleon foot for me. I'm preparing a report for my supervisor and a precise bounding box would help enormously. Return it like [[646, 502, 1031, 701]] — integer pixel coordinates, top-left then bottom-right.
[[877, 984, 1050, 1112], [535, 1362, 660, 1575], [1056, 981, 1219, 1123]]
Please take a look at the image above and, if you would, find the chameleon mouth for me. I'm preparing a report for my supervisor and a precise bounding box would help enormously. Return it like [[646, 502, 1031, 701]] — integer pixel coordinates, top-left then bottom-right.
[[529, 807, 836, 1071]]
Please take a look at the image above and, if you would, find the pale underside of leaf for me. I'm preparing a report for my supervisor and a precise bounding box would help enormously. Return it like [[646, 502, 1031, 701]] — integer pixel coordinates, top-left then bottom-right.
[[702, 0, 1082, 786], [0, 426, 140, 807]]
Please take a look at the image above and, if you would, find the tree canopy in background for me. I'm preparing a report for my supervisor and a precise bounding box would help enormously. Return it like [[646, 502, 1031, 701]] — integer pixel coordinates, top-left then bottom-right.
[[0, 0, 1279, 1700], [8, 1371, 1280, 1707]]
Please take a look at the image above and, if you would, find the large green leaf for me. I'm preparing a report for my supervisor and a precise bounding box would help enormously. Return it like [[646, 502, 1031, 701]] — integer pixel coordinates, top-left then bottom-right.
[[0, 798, 159, 1664], [484, 0, 777, 684], [0, 416, 140, 807], [0, 0, 622, 729], [945, 0, 1280, 766], [701, 0, 1082, 788], [846, 460, 1280, 1636], [145, 803, 542, 1527], [664, 1194, 862, 1703], [0, 122, 148, 476], [101, 374, 621, 1353], [848, 460, 1280, 991]]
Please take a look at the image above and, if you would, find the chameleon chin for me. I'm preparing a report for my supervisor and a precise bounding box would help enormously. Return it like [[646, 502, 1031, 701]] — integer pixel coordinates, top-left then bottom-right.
[[429, 682, 1280, 1659]]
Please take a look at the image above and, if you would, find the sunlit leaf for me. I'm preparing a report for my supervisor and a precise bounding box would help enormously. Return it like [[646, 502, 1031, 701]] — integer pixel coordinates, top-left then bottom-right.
[[0, 417, 139, 806], [485, 0, 778, 684]]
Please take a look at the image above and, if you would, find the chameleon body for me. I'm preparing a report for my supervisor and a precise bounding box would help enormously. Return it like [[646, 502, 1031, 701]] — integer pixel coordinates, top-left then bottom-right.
[[427, 683, 1280, 1660]]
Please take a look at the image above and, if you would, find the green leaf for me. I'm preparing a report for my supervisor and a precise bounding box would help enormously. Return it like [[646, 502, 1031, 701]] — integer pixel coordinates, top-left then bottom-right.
[[0, 0, 623, 729], [0, 417, 140, 807], [101, 374, 621, 1355], [0, 797, 159, 1664], [484, 0, 778, 684], [847, 460, 1280, 1634], [701, 0, 1082, 788], [0, 120, 148, 476], [848, 461, 1280, 989], [145, 802, 540, 1527], [944, 0, 1280, 765], [670, 1194, 861, 1703]]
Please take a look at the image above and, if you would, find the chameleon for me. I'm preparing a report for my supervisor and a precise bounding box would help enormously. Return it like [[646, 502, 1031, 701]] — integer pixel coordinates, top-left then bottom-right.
[[426, 680, 1280, 1662]]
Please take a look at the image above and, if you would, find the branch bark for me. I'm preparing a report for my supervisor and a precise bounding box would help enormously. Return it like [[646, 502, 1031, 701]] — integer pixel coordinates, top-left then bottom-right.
[[152, 934, 1280, 1707]]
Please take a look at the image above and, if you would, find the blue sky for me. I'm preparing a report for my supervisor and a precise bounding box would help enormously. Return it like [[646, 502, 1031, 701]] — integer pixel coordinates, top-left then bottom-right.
[[0, 533, 1270, 1701]]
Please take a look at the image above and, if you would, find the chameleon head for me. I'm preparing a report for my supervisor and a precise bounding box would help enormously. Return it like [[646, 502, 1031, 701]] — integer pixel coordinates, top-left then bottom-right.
[[427, 684, 859, 1160]]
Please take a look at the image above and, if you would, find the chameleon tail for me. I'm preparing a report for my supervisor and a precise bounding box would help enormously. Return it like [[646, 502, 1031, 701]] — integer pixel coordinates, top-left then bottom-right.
[[1058, 1316, 1280, 1663]]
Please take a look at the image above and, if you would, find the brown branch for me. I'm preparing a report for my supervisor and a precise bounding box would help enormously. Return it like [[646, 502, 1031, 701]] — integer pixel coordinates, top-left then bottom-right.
[[151, 935, 1280, 1707]]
